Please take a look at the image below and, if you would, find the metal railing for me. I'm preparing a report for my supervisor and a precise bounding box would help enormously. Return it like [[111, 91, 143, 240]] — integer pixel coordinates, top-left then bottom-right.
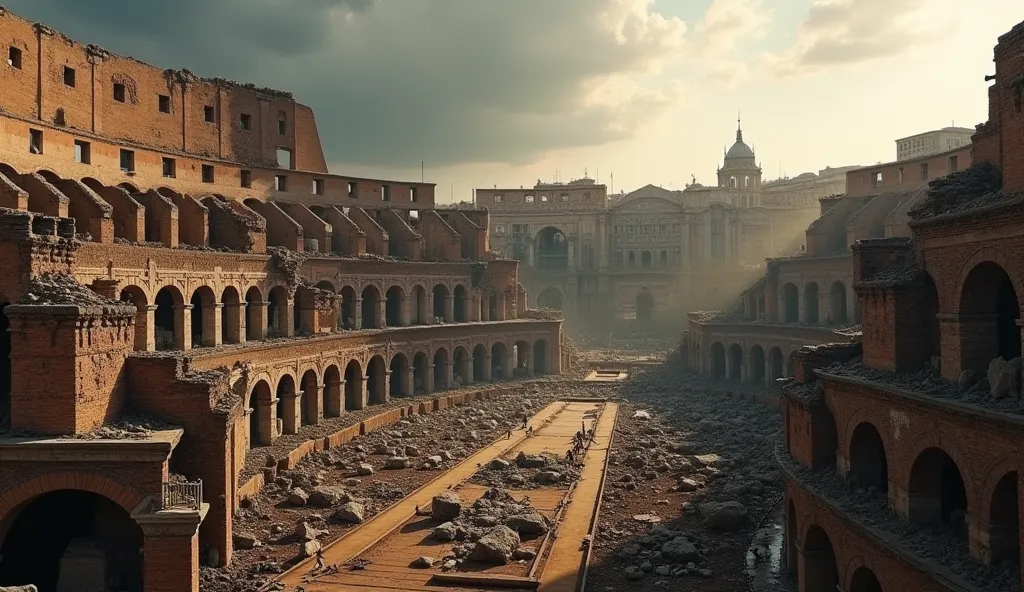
[[161, 479, 203, 511]]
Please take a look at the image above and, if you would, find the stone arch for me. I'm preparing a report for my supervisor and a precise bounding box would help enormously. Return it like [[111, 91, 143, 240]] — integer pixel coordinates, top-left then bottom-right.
[[117, 182, 140, 193], [491, 342, 508, 379], [154, 285, 184, 350], [220, 286, 242, 344], [907, 445, 968, 526], [267, 285, 290, 337], [804, 281, 820, 324], [453, 346, 471, 386], [293, 285, 316, 335], [300, 369, 319, 426], [830, 281, 848, 325], [781, 283, 798, 323], [803, 524, 839, 591], [537, 287, 564, 310], [390, 352, 409, 397], [189, 285, 217, 348], [513, 340, 530, 377], [986, 469, 1020, 564], [533, 339, 549, 375], [314, 279, 337, 293], [768, 346, 784, 381], [276, 374, 298, 435], [344, 359, 364, 411], [749, 345, 765, 384], [118, 284, 150, 351], [385, 285, 405, 327], [728, 344, 742, 381], [848, 421, 888, 493], [472, 344, 488, 382], [361, 285, 381, 329], [453, 284, 468, 322], [535, 226, 568, 271], [710, 342, 726, 379], [340, 285, 358, 329], [434, 347, 452, 390], [366, 355, 387, 404], [244, 286, 264, 341], [248, 379, 272, 447], [0, 162, 19, 178], [323, 364, 342, 418], [956, 259, 1021, 374], [432, 283, 450, 321], [848, 565, 884, 592], [413, 351, 429, 394], [411, 284, 428, 325], [641, 250, 652, 269]]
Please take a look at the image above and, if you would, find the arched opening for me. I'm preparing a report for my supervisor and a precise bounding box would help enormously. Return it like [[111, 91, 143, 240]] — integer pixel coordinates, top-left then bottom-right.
[[0, 490, 143, 591], [0, 162, 18, 178], [413, 352, 429, 393], [385, 285, 404, 327], [804, 282, 819, 324], [340, 286, 357, 329], [323, 365, 342, 418], [433, 348, 450, 390], [803, 525, 838, 592], [989, 472, 1019, 563], [344, 360, 364, 411], [221, 286, 241, 344], [921, 273, 940, 368], [248, 380, 271, 447], [154, 286, 183, 350], [768, 347, 784, 381], [412, 285, 428, 324], [361, 285, 381, 329], [473, 344, 488, 382], [537, 287, 563, 310], [276, 375, 298, 435], [536, 227, 568, 271], [849, 566, 883, 592], [829, 281, 848, 325], [300, 369, 318, 426], [728, 344, 742, 381], [488, 293, 499, 320], [117, 182, 140, 193], [366, 355, 387, 404], [453, 285, 468, 322], [513, 341, 530, 377], [533, 339, 549, 375], [849, 422, 888, 493], [244, 286, 264, 341], [491, 342, 508, 379], [190, 286, 217, 347], [641, 250, 652, 269], [636, 291, 654, 323], [958, 262, 1021, 373], [453, 347, 470, 387], [908, 447, 967, 527], [432, 284, 449, 322], [389, 353, 408, 397], [267, 286, 289, 337], [710, 342, 726, 379], [782, 283, 799, 323], [749, 345, 765, 384], [118, 286, 149, 351], [785, 500, 797, 576], [293, 286, 314, 335], [628, 251, 636, 267]]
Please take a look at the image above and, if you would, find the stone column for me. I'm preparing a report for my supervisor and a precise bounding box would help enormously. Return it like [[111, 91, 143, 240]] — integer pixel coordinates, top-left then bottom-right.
[[445, 295, 455, 323], [481, 299, 491, 322], [138, 304, 157, 351], [353, 298, 363, 330], [204, 303, 223, 347], [173, 303, 193, 351], [483, 354, 493, 382], [354, 376, 368, 410], [725, 353, 734, 381], [247, 300, 267, 340], [263, 395, 278, 444], [401, 366, 414, 396], [325, 378, 343, 417], [425, 364, 435, 394], [470, 295, 481, 322], [133, 501, 209, 592], [426, 293, 435, 325], [283, 298, 295, 337], [334, 296, 344, 332], [377, 297, 387, 328], [305, 383, 323, 425], [764, 358, 772, 388], [400, 295, 411, 326], [383, 370, 393, 402], [526, 352, 534, 376], [225, 301, 245, 344], [285, 390, 304, 434], [445, 361, 454, 389], [497, 293, 507, 321]]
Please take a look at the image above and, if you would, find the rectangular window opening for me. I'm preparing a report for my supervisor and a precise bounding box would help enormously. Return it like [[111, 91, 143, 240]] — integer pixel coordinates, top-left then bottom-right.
[[277, 110, 287, 135], [163, 158, 177, 179], [240, 170, 252, 188], [381, 185, 390, 202], [203, 105, 216, 123], [949, 155, 959, 173], [202, 164, 215, 183], [348, 182, 358, 198], [276, 148, 293, 170], [313, 179, 325, 195], [74, 140, 91, 164], [63, 66, 76, 88], [240, 113, 252, 130], [411, 187, 419, 202], [113, 83, 126, 103], [158, 94, 171, 113], [120, 149, 135, 173], [921, 162, 929, 180], [275, 175, 288, 192], [8, 47, 22, 69], [29, 129, 43, 154]]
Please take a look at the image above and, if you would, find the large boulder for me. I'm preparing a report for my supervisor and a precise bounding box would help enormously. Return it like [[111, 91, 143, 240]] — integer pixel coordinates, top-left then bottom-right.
[[433, 521, 458, 541], [987, 356, 1022, 399], [308, 486, 351, 508], [702, 501, 748, 531], [432, 491, 463, 522], [287, 488, 309, 506], [300, 539, 321, 558], [515, 451, 548, 469], [470, 526, 521, 564], [332, 501, 366, 524], [295, 522, 324, 541], [385, 456, 410, 470], [661, 536, 700, 562], [506, 513, 549, 535]]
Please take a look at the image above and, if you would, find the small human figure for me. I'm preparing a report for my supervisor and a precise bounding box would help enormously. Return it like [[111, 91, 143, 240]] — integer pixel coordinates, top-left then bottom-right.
[[314, 547, 325, 571], [506, 429, 512, 439], [522, 415, 528, 429]]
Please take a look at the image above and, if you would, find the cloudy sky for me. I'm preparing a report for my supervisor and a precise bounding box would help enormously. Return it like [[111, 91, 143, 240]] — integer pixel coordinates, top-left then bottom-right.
[[8, 0, 1023, 201]]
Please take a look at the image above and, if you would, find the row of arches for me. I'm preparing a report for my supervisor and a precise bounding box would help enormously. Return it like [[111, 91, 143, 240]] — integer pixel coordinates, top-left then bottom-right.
[[245, 339, 550, 448], [786, 516, 885, 592], [707, 342, 787, 385], [776, 280, 852, 325]]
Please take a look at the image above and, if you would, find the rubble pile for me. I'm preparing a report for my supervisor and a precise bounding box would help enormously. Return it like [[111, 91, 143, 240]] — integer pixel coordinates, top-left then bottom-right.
[[429, 488, 549, 566], [17, 273, 123, 306], [469, 450, 581, 490]]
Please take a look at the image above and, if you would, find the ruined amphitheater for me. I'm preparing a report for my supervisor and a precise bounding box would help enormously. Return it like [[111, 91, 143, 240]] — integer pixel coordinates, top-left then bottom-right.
[[2, 6, 1024, 592]]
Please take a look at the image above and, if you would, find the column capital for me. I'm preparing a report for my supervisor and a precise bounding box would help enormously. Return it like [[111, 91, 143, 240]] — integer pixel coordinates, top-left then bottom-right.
[[132, 497, 209, 538]]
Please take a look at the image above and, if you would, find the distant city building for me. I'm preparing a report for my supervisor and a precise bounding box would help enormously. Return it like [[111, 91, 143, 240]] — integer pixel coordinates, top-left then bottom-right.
[[476, 121, 852, 324], [896, 127, 974, 162]]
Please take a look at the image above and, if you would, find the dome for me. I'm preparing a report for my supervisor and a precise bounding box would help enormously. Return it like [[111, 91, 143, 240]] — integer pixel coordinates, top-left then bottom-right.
[[725, 126, 755, 161]]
